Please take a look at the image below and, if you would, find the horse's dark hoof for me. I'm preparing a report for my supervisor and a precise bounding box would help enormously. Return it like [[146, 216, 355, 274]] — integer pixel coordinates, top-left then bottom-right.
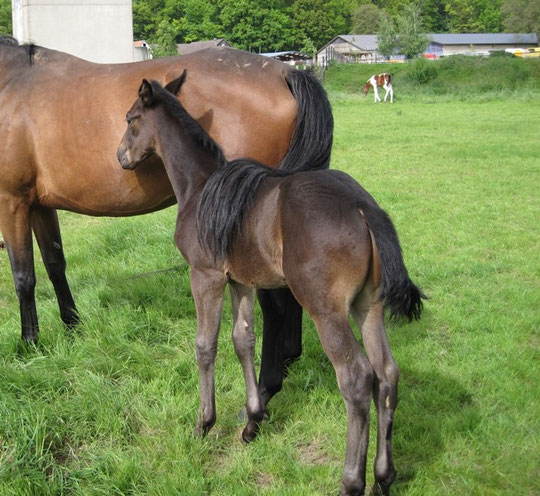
[[370, 483, 390, 496], [373, 467, 396, 495], [241, 421, 260, 443], [21, 329, 38, 343], [340, 481, 365, 496], [62, 311, 80, 329]]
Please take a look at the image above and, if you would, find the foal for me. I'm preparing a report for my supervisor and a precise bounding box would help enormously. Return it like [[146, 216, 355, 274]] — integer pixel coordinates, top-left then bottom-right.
[[117, 72, 424, 496], [363, 73, 394, 103]]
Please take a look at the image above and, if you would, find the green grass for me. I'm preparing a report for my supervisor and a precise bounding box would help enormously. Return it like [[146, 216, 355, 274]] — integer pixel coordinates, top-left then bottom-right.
[[325, 56, 540, 101], [1, 91, 539, 494]]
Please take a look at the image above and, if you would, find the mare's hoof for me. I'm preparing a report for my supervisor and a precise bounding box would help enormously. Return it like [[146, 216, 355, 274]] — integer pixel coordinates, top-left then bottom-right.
[[63, 312, 81, 329], [21, 330, 39, 343]]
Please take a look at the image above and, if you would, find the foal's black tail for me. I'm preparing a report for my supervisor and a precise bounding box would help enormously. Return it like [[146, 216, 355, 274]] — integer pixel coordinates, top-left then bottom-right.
[[280, 69, 333, 172], [358, 193, 426, 322]]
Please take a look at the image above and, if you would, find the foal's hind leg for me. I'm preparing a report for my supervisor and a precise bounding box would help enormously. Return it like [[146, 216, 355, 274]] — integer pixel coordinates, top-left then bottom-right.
[[313, 313, 374, 496], [190, 267, 227, 436], [32, 207, 79, 328], [353, 299, 398, 495], [230, 282, 265, 442], [0, 200, 38, 341]]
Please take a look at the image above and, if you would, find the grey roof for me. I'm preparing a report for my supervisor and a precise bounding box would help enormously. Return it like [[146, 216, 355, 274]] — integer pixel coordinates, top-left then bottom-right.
[[429, 33, 538, 45], [337, 35, 379, 51], [177, 39, 231, 55]]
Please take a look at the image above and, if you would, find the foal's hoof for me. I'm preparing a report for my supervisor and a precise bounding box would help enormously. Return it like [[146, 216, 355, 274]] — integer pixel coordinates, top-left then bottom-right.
[[372, 467, 396, 496], [340, 481, 365, 496], [241, 421, 260, 444]]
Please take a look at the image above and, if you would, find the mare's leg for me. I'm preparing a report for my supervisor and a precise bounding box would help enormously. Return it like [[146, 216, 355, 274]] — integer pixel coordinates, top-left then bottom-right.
[[0, 200, 38, 341], [32, 207, 79, 328], [352, 299, 398, 495], [389, 85, 394, 103], [230, 282, 265, 442], [383, 84, 389, 102], [190, 267, 227, 436], [313, 313, 374, 496], [257, 288, 303, 408]]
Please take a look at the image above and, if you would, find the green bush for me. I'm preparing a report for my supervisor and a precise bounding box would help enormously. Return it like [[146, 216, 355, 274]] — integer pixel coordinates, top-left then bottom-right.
[[406, 58, 440, 84]]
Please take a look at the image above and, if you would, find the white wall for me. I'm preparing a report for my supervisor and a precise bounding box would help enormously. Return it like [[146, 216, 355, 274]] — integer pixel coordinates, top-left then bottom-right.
[[11, 0, 135, 63]]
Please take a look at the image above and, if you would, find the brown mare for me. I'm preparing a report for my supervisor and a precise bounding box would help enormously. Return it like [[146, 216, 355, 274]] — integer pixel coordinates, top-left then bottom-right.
[[0, 36, 332, 407], [117, 73, 424, 496]]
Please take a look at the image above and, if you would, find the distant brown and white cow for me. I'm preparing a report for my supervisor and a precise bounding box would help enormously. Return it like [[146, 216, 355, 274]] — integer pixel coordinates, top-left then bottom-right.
[[363, 73, 394, 103]]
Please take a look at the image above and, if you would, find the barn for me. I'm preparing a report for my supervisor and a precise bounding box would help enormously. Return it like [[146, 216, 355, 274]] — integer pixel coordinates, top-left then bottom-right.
[[317, 33, 539, 64]]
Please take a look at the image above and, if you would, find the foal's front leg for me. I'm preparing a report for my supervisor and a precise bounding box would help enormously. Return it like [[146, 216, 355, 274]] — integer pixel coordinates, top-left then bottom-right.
[[190, 267, 227, 436], [230, 282, 265, 442]]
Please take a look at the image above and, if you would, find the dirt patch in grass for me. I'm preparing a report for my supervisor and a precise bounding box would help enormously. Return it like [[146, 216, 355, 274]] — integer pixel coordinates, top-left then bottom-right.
[[297, 438, 334, 466]]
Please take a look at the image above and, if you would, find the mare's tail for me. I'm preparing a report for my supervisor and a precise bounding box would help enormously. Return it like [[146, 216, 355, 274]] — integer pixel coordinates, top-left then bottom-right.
[[280, 69, 333, 172], [358, 193, 425, 321]]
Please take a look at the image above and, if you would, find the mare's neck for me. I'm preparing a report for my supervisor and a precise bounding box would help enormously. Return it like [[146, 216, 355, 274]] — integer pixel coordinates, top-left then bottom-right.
[[153, 110, 219, 212]]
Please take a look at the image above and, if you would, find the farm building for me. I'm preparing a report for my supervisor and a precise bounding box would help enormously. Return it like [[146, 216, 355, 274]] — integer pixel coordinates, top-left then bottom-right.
[[177, 39, 231, 55], [133, 40, 151, 61], [317, 33, 539, 64], [11, 0, 135, 63], [426, 33, 539, 56], [316, 35, 379, 65]]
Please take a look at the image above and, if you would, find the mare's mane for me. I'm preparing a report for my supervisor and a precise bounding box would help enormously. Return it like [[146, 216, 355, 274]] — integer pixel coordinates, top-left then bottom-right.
[[0, 35, 37, 66]]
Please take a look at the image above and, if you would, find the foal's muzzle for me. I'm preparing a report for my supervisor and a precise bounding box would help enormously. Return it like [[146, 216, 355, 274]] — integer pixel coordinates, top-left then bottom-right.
[[117, 147, 136, 170]]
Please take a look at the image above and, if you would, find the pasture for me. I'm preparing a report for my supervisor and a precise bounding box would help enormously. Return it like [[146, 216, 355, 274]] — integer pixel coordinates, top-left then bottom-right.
[[0, 71, 539, 495]]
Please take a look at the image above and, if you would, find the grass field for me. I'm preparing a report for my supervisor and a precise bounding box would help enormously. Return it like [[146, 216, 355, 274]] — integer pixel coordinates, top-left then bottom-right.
[[1, 68, 539, 495]]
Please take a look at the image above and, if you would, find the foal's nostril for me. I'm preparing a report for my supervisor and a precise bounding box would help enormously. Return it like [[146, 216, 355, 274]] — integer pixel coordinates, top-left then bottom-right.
[[117, 147, 131, 169]]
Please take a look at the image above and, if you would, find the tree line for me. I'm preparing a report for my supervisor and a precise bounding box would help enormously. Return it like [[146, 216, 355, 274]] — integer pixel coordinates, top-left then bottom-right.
[[1, 0, 538, 56]]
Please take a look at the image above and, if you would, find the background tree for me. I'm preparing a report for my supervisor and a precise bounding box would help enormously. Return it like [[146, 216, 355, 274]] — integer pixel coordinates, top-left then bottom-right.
[[445, 0, 503, 32], [0, 0, 12, 34], [180, 0, 221, 42], [377, 12, 398, 57], [418, 0, 449, 31], [150, 18, 181, 57], [292, 0, 354, 48], [502, 0, 540, 34], [352, 3, 383, 33], [396, 4, 429, 58], [217, 0, 295, 52]]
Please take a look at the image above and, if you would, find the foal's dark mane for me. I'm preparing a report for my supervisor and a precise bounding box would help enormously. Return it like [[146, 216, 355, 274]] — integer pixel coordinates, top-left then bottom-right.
[[150, 80, 227, 168], [0, 35, 37, 66], [150, 78, 292, 261]]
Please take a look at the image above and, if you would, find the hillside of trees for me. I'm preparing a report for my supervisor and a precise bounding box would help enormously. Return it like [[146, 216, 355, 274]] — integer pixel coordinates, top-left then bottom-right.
[[1, 0, 538, 54]]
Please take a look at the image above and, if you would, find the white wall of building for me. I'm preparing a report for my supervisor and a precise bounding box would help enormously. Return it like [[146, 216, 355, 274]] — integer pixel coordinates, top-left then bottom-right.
[[11, 0, 135, 63]]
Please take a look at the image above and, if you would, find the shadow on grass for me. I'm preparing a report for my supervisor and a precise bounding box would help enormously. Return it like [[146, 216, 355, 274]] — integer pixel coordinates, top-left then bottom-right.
[[264, 324, 478, 495]]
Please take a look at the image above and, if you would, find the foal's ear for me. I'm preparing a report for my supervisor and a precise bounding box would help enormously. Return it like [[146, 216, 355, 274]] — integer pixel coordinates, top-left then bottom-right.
[[138, 79, 154, 106], [164, 70, 187, 96]]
